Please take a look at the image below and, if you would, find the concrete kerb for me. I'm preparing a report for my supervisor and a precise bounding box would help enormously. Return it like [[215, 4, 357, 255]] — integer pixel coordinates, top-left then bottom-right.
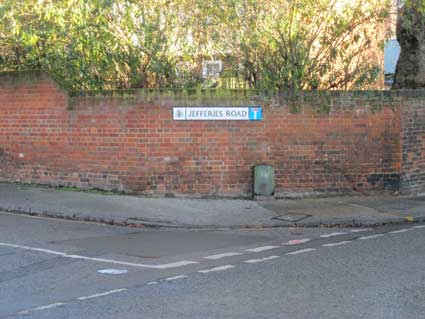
[[293, 216, 425, 228]]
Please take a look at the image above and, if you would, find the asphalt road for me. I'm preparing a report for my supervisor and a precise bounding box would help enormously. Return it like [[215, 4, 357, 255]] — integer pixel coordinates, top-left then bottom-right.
[[0, 211, 424, 318]]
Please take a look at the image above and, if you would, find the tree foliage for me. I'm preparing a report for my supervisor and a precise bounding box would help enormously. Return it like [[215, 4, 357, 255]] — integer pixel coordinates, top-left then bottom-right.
[[0, 0, 177, 91], [0, 0, 392, 92], [219, 0, 391, 90]]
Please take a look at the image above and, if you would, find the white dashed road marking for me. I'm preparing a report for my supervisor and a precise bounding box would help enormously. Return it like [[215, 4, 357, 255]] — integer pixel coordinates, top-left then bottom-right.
[[388, 228, 413, 234], [164, 275, 188, 281], [285, 248, 316, 255], [412, 225, 425, 229], [350, 229, 372, 233], [244, 256, 279, 264], [198, 265, 235, 273], [284, 238, 311, 245], [153, 261, 199, 269], [322, 241, 352, 247], [17, 303, 67, 315], [357, 234, 385, 240], [320, 232, 347, 238], [203, 252, 243, 260], [77, 289, 128, 301], [0, 242, 198, 269], [246, 245, 280, 253]]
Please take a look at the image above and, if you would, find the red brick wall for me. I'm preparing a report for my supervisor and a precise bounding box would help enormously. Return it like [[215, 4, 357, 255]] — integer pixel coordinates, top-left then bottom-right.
[[401, 98, 425, 195], [0, 73, 405, 198]]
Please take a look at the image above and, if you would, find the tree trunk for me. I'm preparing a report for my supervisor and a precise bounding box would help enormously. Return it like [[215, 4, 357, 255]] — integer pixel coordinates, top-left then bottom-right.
[[392, 4, 425, 89]]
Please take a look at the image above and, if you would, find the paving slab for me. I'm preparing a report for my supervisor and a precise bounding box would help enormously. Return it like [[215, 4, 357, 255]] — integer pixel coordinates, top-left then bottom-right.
[[0, 183, 282, 228], [0, 183, 424, 228]]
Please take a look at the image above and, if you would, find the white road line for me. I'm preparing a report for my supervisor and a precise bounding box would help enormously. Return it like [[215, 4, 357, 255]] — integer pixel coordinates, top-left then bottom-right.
[[322, 241, 352, 247], [283, 238, 311, 246], [388, 228, 413, 234], [285, 248, 316, 255], [412, 225, 425, 229], [17, 303, 66, 315], [0, 242, 198, 269], [203, 252, 243, 260], [198, 265, 235, 273], [245, 245, 280, 253], [243, 256, 279, 264], [320, 232, 347, 238], [77, 288, 127, 301], [164, 275, 188, 281], [0, 242, 67, 257], [350, 229, 372, 233], [152, 261, 199, 269], [357, 234, 384, 240], [147, 282, 158, 285]]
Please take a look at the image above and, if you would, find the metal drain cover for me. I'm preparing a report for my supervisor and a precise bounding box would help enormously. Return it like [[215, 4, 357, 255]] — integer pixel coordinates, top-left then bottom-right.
[[408, 196, 425, 202], [272, 213, 311, 222]]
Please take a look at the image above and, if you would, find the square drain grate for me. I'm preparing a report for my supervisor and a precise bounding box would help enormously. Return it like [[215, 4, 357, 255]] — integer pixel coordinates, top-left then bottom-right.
[[408, 196, 425, 202], [272, 213, 311, 222]]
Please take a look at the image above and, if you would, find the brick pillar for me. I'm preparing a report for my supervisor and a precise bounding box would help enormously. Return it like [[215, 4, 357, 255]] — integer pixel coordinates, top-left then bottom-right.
[[400, 95, 425, 195]]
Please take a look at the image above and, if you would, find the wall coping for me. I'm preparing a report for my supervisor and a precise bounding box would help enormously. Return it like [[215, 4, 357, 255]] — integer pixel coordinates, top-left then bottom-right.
[[2, 71, 425, 106]]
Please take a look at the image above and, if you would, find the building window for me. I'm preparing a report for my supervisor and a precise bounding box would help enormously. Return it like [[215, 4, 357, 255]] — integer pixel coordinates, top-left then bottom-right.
[[202, 60, 223, 78]]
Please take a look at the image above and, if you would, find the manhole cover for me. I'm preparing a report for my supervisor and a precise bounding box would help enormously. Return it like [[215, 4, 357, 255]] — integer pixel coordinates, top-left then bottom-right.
[[272, 213, 311, 222], [408, 196, 425, 202]]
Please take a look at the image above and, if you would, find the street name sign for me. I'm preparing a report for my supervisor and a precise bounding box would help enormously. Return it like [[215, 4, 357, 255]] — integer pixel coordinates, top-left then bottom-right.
[[173, 106, 262, 121]]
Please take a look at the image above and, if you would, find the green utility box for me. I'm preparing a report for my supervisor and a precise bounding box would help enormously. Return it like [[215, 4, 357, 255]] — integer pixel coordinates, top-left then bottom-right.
[[253, 165, 275, 197]]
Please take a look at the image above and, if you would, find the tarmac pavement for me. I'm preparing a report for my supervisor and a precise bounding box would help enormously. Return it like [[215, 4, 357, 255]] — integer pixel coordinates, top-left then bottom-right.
[[0, 182, 424, 228]]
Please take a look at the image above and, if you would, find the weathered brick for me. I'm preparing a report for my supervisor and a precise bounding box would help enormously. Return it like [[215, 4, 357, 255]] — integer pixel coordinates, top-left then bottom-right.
[[0, 72, 423, 197]]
